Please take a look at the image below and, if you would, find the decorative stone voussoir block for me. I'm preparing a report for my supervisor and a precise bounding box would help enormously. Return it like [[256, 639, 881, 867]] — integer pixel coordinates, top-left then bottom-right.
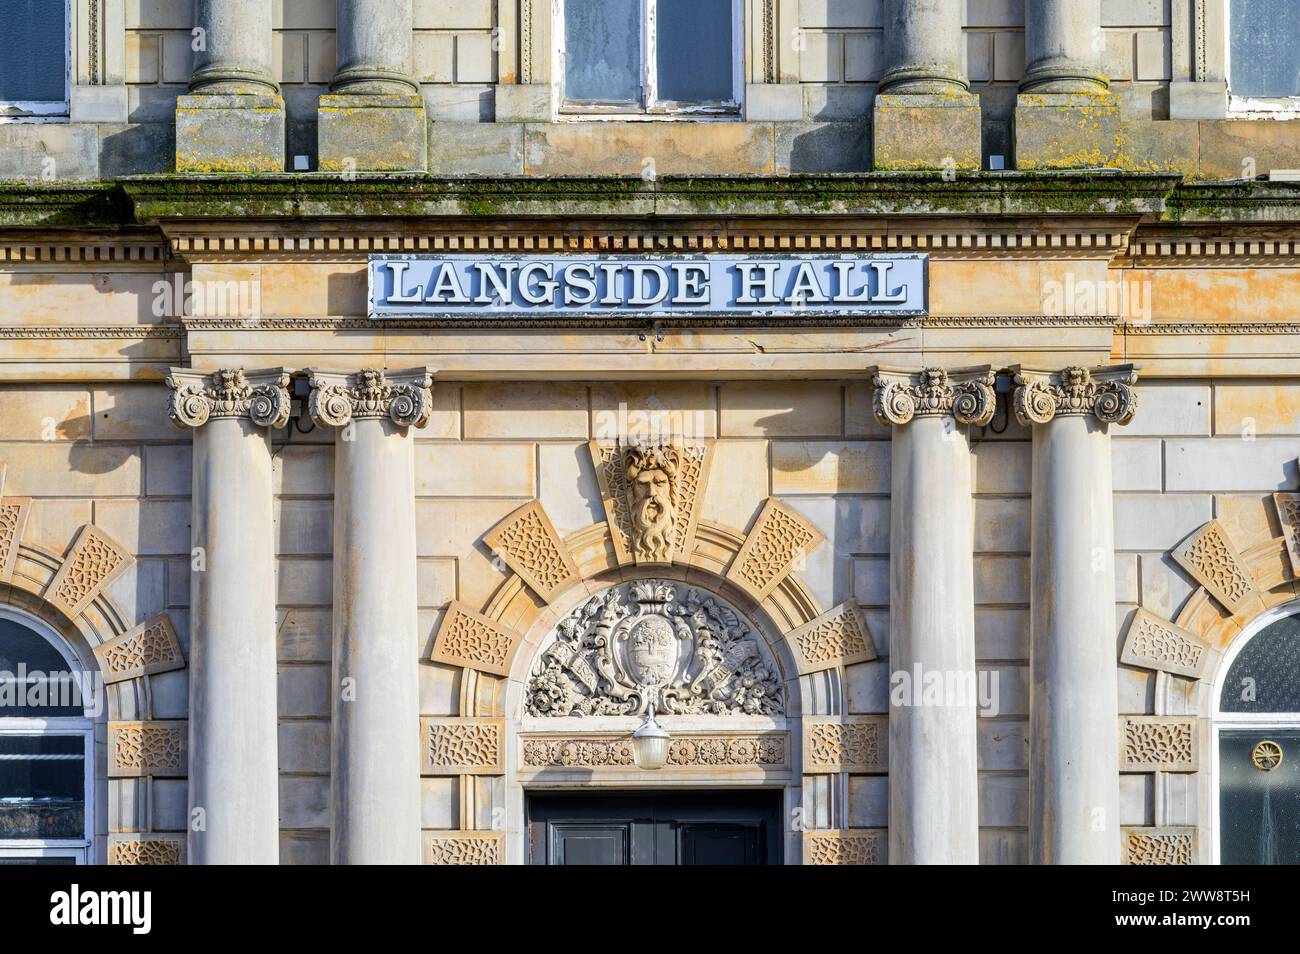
[[1171, 520, 1257, 614], [725, 498, 824, 601], [175, 94, 286, 174], [803, 829, 885, 865], [108, 835, 185, 866], [589, 439, 714, 567], [318, 94, 428, 172], [431, 600, 522, 675], [93, 613, 185, 685], [803, 716, 887, 774], [872, 92, 981, 171], [421, 717, 504, 776], [1272, 492, 1300, 577], [423, 830, 503, 865], [430, 601, 524, 677], [109, 721, 187, 778], [784, 601, 877, 674], [483, 500, 580, 603], [1014, 91, 1122, 171], [0, 496, 32, 584], [43, 524, 133, 620], [1119, 608, 1211, 680], [1120, 716, 1198, 773], [1122, 827, 1196, 865]]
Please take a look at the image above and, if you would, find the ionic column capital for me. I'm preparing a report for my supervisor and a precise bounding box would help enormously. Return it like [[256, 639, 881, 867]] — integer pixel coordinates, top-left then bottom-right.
[[166, 367, 292, 430], [871, 366, 996, 427], [307, 367, 434, 428], [1012, 365, 1139, 426]]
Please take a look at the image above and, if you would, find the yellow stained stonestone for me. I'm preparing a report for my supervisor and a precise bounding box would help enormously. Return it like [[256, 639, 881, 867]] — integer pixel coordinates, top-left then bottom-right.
[[414, 443, 535, 498], [698, 440, 768, 533], [0, 444, 141, 497], [1214, 382, 1300, 435], [589, 381, 717, 441], [1129, 268, 1300, 324], [1215, 494, 1282, 553], [259, 262, 366, 317], [463, 382, 588, 439], [771, 441, 890, 495], [720, 381, 843, 437], [525, 122, 776, 175], [0, 387, 90, 440], [0, 271, 163, 325]]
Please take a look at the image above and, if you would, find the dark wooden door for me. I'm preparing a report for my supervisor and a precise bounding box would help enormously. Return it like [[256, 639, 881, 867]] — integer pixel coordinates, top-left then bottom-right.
[[527, 790, 782, 865]]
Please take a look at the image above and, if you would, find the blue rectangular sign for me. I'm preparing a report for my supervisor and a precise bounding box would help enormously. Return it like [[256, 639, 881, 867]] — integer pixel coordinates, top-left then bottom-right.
[[368, 253, 927, 320]]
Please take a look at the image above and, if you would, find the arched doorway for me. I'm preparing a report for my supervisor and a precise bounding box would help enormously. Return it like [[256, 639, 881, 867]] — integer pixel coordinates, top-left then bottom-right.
[[1214, 600, 1300, 864], [0, 605, 95, 864]]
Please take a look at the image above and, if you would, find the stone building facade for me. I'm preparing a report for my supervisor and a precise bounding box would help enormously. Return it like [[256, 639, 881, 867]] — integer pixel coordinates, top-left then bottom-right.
[[0, 0, 1298, 866]]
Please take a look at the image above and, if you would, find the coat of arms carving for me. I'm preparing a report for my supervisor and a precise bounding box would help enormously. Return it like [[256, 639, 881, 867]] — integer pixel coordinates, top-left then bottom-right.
[[526, 579, 785, 717]]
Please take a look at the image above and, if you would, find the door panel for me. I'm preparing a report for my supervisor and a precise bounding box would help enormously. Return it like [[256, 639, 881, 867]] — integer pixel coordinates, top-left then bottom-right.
[[1220, 729, 1300, 864], [528, 790, 782, 865]]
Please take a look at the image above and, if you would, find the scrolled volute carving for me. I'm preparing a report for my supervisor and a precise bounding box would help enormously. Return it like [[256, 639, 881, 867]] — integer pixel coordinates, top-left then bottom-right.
[[1013, 365, 1139, 426], [872, 367, 996, 427], [307, 367, 434, 428], [166, 368, 292, 430]]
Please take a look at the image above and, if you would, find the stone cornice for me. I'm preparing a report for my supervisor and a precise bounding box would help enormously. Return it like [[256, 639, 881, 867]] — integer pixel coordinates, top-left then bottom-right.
[[1011, 365, 1139, 426], [166, 367, 293, 429], [307, 367, 435, 428], [870, 366, 997, 426]]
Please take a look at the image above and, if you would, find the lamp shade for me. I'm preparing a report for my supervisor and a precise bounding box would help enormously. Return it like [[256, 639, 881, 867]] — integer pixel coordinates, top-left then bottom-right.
[[631, 705, 671, 770]]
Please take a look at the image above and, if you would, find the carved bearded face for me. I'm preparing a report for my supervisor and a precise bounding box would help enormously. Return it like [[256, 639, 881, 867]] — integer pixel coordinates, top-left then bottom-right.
[[625, 446, 679, 561]]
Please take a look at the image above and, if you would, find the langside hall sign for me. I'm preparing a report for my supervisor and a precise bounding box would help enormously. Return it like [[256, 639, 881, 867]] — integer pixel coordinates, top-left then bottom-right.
[[368, 253, 927, 321]]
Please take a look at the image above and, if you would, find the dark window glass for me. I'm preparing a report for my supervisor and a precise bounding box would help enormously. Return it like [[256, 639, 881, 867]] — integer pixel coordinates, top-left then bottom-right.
[[0, 735, 85, 840], [1219, 614, 1300, 713], [655, 0, 733, 103], [564, 0, 641, 104], [0, 618, 83, 717], [1220, 729, 1300, 864], [0, 0, 67, 104], [1230, 0, 1300, 98]]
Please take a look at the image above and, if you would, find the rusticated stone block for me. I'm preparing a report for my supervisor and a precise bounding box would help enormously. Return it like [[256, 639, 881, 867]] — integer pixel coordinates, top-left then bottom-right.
[[1171, 519, 1257, 614], [108, 835, 185, 865], [1122, 827, 1196, 865], [423, 830, 503, 865], [0, 496, 31, 584], [1014, 91, 1122, 170], [421, 717, 504, 775], [784, 600, 878, 673], [430, 601, 524, 676], [803, 716, 887, 773], [93, 613, 185, 684], [175, 93, 285, 173], [108, 721, 188, 778], [43, 524, 133, 619], [725, 498, 824, 600], [318, 93, 428, 172], [872, 92, 981, 171], [483, 500, 580, 603], [1120, 716, 1198, 773]]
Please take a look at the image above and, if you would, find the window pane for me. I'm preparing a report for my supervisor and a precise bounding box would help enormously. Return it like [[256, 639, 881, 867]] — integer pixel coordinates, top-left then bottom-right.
[[1219, 613, 1300, 713], [0, 618, 83, 717], [564, 0, 641, 104], [1230, 0, 1300, 98], [1219, 730, 1300, 864], [0, 735, 85, 840], [656, 0, 734, 103], [0, 0, 67, 103]]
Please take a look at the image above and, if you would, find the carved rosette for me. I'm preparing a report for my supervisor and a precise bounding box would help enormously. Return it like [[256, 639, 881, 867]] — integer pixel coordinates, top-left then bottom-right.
[[166, 367, 292, 430], [872, 367, 996, 426], [307, 367, 434, 428], [1012, 365, 1139, 426]]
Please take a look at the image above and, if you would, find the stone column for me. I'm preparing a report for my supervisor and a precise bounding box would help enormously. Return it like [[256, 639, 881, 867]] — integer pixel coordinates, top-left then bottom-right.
[[319, 0, 427, 172], [176, 0, 285, 172], [309, 368, 434, 864], [1014, 366, 1138, 865], [873, 0, 981, 171], [1014, 0, 1120, 169], [873, 367, 994, 864], [167, 368, 292, 865]]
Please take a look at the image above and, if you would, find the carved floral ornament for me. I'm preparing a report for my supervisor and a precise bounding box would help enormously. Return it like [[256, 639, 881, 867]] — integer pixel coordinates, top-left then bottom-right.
[[166, 367, 293, 430], [308, 367, 434, 428], [526, 579, 785, 718], [1013, 365, 1139, 426], [872, 367, 997, 427]]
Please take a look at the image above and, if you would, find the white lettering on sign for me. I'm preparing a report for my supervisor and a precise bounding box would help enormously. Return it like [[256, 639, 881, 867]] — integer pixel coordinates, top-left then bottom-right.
[[369, 254, 926, 319]]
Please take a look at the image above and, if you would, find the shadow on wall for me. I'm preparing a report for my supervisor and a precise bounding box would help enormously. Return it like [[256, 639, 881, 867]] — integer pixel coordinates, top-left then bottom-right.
[[782, 122, 873, 173]]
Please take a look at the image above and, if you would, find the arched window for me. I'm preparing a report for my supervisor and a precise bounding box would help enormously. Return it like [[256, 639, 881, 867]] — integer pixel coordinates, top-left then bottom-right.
[[0, 607, 94, 865], [1214, 603, 1300, 864]]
